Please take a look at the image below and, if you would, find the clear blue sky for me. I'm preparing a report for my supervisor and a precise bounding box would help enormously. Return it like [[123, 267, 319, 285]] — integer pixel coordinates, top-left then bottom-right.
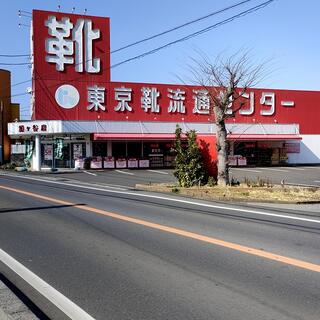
[[1, 0, 319, 119]]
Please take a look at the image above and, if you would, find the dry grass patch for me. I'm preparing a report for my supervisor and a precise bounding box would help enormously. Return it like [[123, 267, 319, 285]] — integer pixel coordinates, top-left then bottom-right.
[[135, 183, 320, 203]]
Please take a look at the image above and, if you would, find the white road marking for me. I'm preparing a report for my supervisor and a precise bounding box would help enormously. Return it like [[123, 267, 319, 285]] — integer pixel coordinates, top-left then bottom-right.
[[314, 181, 320, 183], [0, 249, 95, 320], [83, 170, 97, 176], [1, 172, 320, 225], [230, 168, 262, 173], [0, 172, 128, 191], [279, 167, 305, 171], [258, 168, 289, 173], [147, 170, 169, 175], [115, 170, 134, 176], [85, 183, 128, 190]]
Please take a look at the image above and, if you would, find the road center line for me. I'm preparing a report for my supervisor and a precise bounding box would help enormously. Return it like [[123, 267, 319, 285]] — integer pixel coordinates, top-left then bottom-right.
[[0, 248, 95, 320], [1, 185, 320, 274]]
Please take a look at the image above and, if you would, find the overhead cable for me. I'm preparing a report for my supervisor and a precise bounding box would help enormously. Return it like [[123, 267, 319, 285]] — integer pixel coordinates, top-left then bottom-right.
[[111, 0, 255, 54], [111, 0, 275, 69]]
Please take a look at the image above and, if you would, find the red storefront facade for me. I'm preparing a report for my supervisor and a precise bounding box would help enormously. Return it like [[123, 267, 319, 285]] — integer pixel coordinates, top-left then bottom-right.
[[8, 10, 320, 171]]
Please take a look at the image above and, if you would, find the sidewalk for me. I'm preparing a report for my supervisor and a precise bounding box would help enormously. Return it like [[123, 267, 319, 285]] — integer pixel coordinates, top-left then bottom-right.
[[0, 278, 39, 320]]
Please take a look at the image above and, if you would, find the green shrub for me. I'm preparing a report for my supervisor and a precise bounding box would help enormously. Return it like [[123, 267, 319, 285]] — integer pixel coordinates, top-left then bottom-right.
[[207, 176, 217, 187], [171, 186, 180, 193], [173, 125, 208, 188]]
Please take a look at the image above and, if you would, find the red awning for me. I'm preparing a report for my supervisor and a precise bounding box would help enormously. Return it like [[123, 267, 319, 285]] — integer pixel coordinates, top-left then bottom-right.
[[227, 134, 302, 141], [92, 133, 187, 141], [92, 133, 301, 141]]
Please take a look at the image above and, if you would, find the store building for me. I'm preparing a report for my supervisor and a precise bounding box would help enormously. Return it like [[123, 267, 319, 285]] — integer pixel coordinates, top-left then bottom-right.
[[7, 10, 320, 171], [0, 69, 20, 164]]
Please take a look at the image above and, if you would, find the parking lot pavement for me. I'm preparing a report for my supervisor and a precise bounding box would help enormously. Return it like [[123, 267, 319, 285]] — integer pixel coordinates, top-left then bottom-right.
[[2, 165, 320, 189], [15, 168, 176, 188], [230, 165, 320, 187]]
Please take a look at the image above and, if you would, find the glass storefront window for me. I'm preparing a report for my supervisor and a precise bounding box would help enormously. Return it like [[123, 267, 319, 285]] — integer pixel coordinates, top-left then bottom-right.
[[93, 142, 108, 157], [112, 142, 126, 158], [41, 140, 86, 169], [127, 142, 142, 158]]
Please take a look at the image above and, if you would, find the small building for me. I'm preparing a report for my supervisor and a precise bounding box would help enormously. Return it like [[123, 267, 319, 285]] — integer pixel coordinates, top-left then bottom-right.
[[0, 69, 20, 164]]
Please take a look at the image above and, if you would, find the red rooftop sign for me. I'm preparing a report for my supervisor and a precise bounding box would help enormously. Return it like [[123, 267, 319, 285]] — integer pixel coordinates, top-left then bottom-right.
[[31, 10, 320, 135], [32, 10, 110, 120]]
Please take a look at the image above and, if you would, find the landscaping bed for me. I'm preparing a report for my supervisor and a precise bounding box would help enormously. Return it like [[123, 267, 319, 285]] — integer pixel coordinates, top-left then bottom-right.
[[135, 183, 320, 204]]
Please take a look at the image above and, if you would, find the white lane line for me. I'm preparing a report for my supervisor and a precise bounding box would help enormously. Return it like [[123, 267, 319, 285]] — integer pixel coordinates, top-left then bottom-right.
[[314, 181, 320, 183], [115, 170, 134, 176], [0, 173, 128, 191], [147, 170, 169, 175], [83, 170, 97, 176], [230, 168, 262, 173], [259, 168, 289, 173], [0, 249, 95, 320], [279, 167, 305, 171], [1, 172, 320, 225]]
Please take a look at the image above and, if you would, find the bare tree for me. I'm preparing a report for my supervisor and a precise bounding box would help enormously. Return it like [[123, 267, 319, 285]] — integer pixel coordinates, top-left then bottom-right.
[[190, 50, 268, 186]]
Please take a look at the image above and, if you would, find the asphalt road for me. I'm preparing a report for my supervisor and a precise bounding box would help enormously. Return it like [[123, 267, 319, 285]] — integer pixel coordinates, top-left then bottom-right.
[[0, 173, 319, 320]]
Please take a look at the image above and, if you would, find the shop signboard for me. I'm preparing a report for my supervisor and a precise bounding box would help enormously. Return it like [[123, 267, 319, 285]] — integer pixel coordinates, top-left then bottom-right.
[[103, 156, 115, 168], [30, 10, 320, 136], [90, 156, 102, 169], [54, 138, 64, 159], [237, 156, 247, 166], [128, 158, 138, 168], [139, 159, 150, 168], [73, 144, 83, 159], [44, 144, 53, 160], [228, 156, 238, 166], [24, 141, 33, 161], [116, 158, 127, 168], [284, 142, 300, 153], [32, 9, 110, 120], [75, 158, 84, 169], [11, 144, 26, 154], [18, 123, 48, 134]]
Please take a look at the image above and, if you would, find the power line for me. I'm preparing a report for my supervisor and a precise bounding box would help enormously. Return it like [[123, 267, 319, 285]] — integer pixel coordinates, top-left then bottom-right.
[[0, 62, 30, 66], [0, 0, 255, 88], [111, 0, 255, 54], [0, 1, 254, 64], [11, 79, 32, 88], [18, 10, 32, 15], [0, 54, 31, 57], [6, 0, 275, 101], [111, 0, 275, 69]]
